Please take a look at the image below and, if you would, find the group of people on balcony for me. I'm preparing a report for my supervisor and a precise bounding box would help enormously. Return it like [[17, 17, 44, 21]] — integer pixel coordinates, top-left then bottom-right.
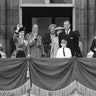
[[42, 19, 83, 58], [9, 19, 83, 58], [1, 19, 96, 58]]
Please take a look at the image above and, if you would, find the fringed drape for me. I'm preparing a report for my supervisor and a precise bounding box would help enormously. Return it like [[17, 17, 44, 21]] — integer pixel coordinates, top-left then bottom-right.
[[0, 79, 30, 96], [31, 80, 77, 96], [77, 81, 96, 96], [0, 58, 30, 96], [1, 58, 96, 96], [31, 81, 96, 96], [29, 58, 96, 96]]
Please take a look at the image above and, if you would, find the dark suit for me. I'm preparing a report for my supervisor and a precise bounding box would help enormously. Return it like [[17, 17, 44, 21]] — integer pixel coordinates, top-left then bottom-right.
[[59, 29, 79, 56], [90, 39, 96, 57], [42, 33, 51, 57]]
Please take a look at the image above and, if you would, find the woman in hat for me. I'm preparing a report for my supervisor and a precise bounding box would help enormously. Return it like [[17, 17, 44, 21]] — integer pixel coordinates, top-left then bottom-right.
[[42, 24, 56, 58], [10, 24, 24, 55], [11, 27, 27, 58], [50, 27, 63, 58]]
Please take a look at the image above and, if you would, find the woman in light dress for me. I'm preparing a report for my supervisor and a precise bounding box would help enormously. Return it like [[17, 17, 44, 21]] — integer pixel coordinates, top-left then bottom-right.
[[42, 24, 57, 58], [50, 27, 63, 58]]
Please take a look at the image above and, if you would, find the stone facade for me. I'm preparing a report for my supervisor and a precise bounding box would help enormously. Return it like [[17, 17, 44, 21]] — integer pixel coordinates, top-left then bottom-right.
[[0, 0, 19, 57], [75, 0, 95, 56], [0, 0, 95, 57]]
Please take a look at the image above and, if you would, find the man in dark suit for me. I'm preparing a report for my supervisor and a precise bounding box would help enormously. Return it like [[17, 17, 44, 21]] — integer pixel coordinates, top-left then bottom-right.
[[90, 36, 96, 57], [59, 20, 79, 56]]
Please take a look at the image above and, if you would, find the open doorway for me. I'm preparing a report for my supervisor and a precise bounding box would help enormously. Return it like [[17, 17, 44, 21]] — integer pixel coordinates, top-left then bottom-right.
[[22, 7, 72, 36]]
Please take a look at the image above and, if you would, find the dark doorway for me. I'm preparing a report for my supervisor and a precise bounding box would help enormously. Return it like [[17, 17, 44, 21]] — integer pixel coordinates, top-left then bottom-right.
[[22, 7, 72, 35]]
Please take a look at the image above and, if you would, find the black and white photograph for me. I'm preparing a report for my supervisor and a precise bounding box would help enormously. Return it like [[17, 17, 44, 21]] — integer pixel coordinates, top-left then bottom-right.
[[0, 0, 96, 96]]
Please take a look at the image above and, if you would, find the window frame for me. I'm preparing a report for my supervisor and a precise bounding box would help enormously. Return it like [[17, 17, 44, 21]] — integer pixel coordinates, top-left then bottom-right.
[[19, 0, 75, 30]]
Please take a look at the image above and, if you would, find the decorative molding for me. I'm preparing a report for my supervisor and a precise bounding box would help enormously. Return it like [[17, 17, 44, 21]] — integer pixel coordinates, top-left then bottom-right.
[[20, 4, 74, 7]]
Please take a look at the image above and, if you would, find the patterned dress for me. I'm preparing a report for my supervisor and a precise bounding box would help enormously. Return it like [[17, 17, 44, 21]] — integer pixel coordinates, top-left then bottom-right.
[[25, 32, 45, 58]]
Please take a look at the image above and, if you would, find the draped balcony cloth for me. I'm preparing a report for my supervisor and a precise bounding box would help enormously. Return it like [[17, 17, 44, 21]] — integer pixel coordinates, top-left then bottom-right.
[[1, 58, 96, 96], [29, 58, 96, 96], [0, 58, 30, 96]]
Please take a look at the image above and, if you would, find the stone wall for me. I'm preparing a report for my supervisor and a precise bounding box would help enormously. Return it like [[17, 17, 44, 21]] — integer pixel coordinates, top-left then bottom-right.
[[0, 0, 19, 57], [75, 0, 95, 56], [0, 0, 6, 56]]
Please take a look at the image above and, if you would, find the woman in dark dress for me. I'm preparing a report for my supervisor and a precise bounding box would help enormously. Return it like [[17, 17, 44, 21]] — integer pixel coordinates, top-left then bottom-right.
[[11, 27, 27, 58]]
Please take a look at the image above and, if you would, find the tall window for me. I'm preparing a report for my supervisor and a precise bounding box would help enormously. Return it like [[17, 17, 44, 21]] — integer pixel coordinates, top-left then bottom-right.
[[21, 0, 74, 35]]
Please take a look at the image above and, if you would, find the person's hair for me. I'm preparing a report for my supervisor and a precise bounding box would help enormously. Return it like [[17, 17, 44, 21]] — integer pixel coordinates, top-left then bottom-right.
[[32, 24, 38, 28], [64, 19, 70, 24], [18, 27, 25, 33], [74, 30, 80, 37], [48, 24, 56, 31], [61, 39, 67, 44]]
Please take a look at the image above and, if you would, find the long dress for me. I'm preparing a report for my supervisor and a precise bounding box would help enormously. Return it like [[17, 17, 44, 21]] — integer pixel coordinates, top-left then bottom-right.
[[25, 32, 45, 58], [50, 36, 59, 58]]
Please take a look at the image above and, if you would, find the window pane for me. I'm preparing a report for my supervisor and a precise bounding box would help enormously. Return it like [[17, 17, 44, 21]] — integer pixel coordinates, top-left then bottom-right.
[[50, 0, 72, 4], [22, 0, 44, 4], [55, 17, 70, 27]]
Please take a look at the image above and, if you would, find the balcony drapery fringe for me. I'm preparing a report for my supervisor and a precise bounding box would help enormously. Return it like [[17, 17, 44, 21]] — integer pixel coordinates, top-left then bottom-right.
[[0, 79, 30, 96], [77, 82, 96, 96], [31, 80, 77, 96], [0, 79, 95, 96], [31, 81, 96, 96]]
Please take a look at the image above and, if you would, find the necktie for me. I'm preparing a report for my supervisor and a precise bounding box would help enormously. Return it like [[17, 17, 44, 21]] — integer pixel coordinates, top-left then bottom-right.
[[65, 30, 68, 35], [63, 48, 65, 56]]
